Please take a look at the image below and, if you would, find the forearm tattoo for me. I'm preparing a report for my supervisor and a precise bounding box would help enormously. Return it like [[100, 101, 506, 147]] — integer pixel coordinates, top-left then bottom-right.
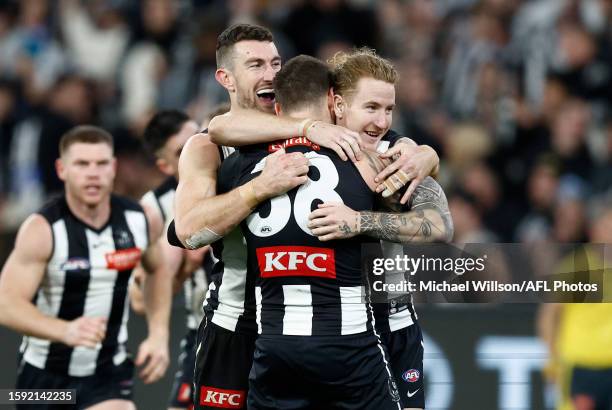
[[361, 177, 453, 243]]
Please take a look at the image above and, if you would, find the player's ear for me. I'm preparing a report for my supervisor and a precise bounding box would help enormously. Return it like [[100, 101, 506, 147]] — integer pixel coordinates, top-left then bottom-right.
[[274, 102, 282, 116], [215, 68, 235, 92], [333, 93, 345, 120], [327, 88, 334, 111], [156, 157, 173, 176], [55, 158, 66, 181]]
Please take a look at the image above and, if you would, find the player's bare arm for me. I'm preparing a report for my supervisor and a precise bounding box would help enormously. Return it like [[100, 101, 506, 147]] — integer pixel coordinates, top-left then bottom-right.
[[208, 108, 363, 162], [375, 138, 440, 204], [0, 214, 107, 348], [174, 132, 309, 249], [308, 150, 453, 243], [135, 206, 173, 384]]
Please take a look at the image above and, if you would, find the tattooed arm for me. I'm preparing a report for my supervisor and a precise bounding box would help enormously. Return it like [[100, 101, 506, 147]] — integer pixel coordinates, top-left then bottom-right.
[[359, 177, 453, 243], [308, 150, 453, 243]]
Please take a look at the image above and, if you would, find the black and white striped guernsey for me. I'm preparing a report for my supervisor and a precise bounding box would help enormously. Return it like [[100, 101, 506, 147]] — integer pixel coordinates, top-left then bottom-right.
[[140, 177, 211, 330], [20, 195, 148, 377], [372, 139, 418, 334], [236, 142, 378, 336], [202, 145, 259, 335]]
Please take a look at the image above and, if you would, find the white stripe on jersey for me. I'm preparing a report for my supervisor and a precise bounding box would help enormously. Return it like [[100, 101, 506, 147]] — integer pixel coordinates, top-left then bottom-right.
[[140, 191, 158, 215], [381, 240, 416, 332], [389, 309, 414, 332], [282, 285, 312, 336], [68, 227, 117, 376], [23, 220, 68, 369], [339, 286, 368, 335], [255, 286, 262, 334], [125, 210, 148, 250], [211, 228, 247, 331], [222, 146, 235, 159]]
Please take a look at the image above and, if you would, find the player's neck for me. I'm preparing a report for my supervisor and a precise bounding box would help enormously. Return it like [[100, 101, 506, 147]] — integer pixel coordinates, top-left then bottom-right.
[[65, 192, 111, 230], [286, 110, 329, 124]]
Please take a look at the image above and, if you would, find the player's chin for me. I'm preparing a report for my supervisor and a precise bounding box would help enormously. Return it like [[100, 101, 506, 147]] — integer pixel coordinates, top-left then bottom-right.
[[256, 98, 276, 113]]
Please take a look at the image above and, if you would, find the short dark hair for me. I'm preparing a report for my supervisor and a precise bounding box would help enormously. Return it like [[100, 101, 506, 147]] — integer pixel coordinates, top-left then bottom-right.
[[143, 110, 190, 155], [59, 125, 114, 156], [216, 23, 274, 68], [273, 55, 332, 114]]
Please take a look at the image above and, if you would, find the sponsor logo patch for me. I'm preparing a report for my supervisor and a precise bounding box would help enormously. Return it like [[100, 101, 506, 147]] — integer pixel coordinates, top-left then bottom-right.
[[105, 247, 141, 270], [402, 369, 420, 383], [60, 257, 91, 271], [199, 386, 245, 408], [256, 246, 335, 278], [268, 137, 320, 152]]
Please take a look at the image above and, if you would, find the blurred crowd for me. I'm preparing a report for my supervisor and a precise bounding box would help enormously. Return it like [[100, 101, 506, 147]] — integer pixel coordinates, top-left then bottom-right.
[[0, 0, 611, 242]]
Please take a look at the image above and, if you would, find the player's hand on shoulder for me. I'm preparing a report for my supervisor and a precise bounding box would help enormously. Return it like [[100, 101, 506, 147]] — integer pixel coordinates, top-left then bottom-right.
[[135, 334, 170, 384], [375, 142, 440, 205], [63, 316, 107, 348], [307, 202, 360, 241], [305, 121, 362, 162], [253, 148, 310, 198]]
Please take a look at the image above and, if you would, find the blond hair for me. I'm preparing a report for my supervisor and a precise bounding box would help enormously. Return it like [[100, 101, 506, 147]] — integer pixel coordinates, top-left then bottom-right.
[[329, 47, 398, 100]]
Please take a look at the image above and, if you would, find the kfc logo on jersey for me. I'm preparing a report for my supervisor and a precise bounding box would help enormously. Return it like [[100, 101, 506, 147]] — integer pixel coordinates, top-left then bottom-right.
[[256, 246, 335, 278], [199, 386, 245, 408], [402, 369, 420, 383], [268, 137, 320, 152], [105, 247, 142, 270]]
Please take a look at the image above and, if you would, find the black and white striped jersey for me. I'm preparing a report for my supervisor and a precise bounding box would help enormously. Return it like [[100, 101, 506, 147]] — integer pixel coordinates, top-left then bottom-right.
[[20, 195, 148, 377], [140, 177, 211, 330], [236, 141, 377, 336], [373, 134, 418, 334], [202, 145, 259, 335]]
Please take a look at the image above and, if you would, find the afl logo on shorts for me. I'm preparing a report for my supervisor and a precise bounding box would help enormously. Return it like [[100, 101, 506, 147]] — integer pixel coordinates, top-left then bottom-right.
[[402, 369, 420, 383]]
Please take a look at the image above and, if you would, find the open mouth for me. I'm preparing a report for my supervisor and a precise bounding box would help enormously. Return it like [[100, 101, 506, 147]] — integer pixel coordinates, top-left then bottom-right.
[[364, 131, 381, 139], [85, 185, 101, 194], [256, 88, 275, 104]]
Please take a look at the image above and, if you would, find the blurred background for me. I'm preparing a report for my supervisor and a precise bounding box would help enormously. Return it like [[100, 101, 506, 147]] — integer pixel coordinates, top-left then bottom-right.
[[0, 0, 611, 409]]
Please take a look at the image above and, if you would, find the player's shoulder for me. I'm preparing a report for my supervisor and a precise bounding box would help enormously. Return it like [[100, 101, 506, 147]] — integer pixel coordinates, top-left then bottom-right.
[[14, 213, 53, 259], [179, 131, 221, 172], [37, 194, 68, 225], [111, 194, 145, 214]]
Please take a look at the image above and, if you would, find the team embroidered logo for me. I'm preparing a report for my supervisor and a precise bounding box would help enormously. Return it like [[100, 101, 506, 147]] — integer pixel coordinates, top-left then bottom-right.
[[60, 257, 90, 271], [388, 378, 400, 402], [105, 248, 142, 270], [256, 246, 336, 278], [268, 137, 320, 152], [199, 386, 245, 408], [114, 229, 134, 248], [402, 369, 420, 383]]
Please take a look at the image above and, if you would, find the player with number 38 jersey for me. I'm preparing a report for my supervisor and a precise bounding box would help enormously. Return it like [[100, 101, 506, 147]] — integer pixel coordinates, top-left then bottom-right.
[[240, 144, 376, 337], [224, 55, 402, 410]]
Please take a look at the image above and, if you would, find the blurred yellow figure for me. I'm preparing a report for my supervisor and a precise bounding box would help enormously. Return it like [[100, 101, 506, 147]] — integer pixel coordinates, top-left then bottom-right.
[[538, 207, 612, 410]]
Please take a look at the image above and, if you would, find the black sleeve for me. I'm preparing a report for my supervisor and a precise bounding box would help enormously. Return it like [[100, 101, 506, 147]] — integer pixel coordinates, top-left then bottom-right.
[[167, 220, 186, 249]]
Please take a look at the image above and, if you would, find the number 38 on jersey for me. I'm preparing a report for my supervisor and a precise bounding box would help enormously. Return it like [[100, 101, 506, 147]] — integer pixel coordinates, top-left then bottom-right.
[[247, 152, 342, 237]]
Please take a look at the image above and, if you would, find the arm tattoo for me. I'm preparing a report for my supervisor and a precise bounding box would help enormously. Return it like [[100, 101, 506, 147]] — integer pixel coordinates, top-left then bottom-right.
[[362, 177, 454, 243], [339, 221, 352, 235], [362, 150, 390, 173]]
